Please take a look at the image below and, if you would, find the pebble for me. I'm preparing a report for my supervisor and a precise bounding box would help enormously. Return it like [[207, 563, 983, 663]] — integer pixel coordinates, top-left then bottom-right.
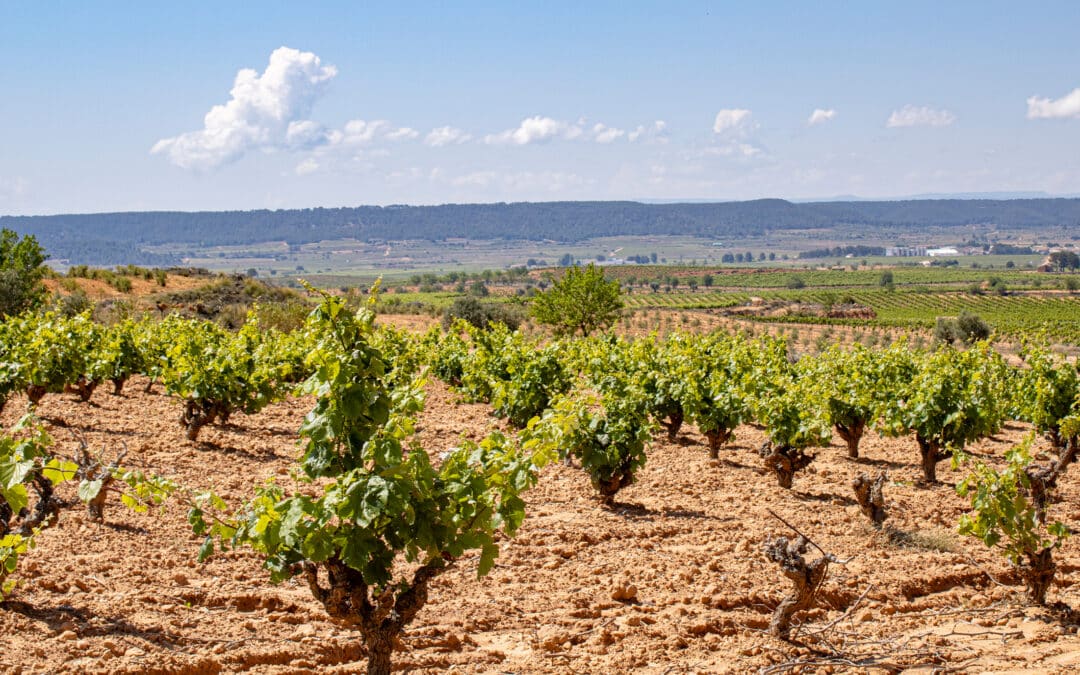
[[58, 631, 78, 641]]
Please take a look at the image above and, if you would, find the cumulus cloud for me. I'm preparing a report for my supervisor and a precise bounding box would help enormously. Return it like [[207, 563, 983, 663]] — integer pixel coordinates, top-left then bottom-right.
[[425, 126, 472, 147], [713, 109, 752, 134], [152, 47, 338, 169], [484, 116, 573, 145], [1027, 88, 1080, 119], [706, 110, 763, 159], [807, 108, 836, 126], [886, 105, 956, 128]]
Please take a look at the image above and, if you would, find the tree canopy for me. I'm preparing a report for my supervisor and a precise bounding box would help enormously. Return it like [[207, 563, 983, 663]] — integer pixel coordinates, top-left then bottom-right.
[[530, 263, 623, 337], [0, 228, 48, 317]]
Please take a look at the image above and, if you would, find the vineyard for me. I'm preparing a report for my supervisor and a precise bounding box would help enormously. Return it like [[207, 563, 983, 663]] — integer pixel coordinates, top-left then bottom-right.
[[2, 297, 1080, 673]]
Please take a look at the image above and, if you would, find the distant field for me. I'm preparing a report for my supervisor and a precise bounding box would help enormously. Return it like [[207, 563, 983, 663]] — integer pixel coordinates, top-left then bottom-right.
[[353, 263, 1080, 345], [147, 234, 1052, 283]]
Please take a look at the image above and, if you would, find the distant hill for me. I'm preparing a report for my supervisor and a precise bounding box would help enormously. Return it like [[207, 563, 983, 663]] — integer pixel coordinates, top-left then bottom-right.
[[4, 198, 1080, 265]]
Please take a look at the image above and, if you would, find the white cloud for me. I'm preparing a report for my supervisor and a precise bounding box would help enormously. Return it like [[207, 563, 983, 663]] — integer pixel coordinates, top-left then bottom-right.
[[386, 127, 420, 141], [807, 108, 836, 126], [334, 119, 417, 145], [152, 47, 338, 169], [591, 123, 625, 144], [425, 126, 472, 147], [628, 120, 668, 143], [1027, 88, 1080, 119], [484, 116, 574, 145], [294, 158, 319, 176], [886, 105, 956, 128], [713, 109, 752, 134]]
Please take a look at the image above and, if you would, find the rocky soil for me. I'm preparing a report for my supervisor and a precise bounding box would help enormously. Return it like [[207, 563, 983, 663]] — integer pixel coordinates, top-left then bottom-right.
[[1, 372, 1079, 674]]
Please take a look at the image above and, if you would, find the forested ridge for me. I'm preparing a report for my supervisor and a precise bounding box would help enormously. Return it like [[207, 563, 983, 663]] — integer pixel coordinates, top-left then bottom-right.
[[4, 198, 1080, 265]]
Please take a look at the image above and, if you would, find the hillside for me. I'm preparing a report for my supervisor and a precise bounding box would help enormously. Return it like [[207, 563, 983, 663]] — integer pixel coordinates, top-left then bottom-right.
[[5, 198, 1080, 266]]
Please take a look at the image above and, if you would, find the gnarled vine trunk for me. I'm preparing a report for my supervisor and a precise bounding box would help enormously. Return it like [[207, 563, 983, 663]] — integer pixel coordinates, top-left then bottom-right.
[[26, 384, 47, 406], [704, 428, 732, 459], [759, 442, 814, 489], [1022, 547, 1055, 605], [852, 472, 887, 526], [835, 420, 865, 459], [662, 408, 684, 441], [302, 557, 444, 675], [111, 377, 127, 396], [180, 399, 228, 441], [596, 471, 634, 506], [763, 535, 829, 640], [73, 377, 98, 403], [916, 434, 950, 484]]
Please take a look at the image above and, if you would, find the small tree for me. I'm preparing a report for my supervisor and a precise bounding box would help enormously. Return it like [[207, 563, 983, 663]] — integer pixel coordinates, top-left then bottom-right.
[[958, 443, 1070, 605], [0, 229, 48, 318], [530, 263, 622, 337]]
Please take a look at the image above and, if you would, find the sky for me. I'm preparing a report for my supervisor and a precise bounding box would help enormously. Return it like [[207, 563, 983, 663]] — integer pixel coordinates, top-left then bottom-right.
[[2, 1, 1080, 215]]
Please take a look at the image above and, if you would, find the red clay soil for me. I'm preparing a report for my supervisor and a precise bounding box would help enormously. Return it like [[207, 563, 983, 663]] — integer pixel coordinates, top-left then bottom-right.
[[1, 377, 1079, 674]]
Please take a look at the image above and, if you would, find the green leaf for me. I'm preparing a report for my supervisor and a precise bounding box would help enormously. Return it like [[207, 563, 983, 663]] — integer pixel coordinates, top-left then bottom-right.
[[77, 479, 104, 503]]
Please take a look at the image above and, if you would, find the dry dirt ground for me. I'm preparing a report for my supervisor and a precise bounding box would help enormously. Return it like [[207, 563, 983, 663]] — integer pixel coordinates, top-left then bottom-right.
[[1, 374, 1079, 674]]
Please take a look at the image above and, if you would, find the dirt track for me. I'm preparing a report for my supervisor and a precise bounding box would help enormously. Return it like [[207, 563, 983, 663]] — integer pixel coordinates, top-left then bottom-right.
[[1, 375, 1079, 674]]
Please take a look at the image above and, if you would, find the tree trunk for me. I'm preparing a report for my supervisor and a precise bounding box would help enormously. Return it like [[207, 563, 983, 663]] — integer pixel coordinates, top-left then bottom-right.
[[1023, 548, 1055, 605], [662, 409, 684, 441], [111, 377, 126, 396], [760, 442, 813, 489], [852, 472, 887, 526], [764, 535, 829, 640], [704, 428, 731, 459], [75, 377, 98, 403], [364, 630, 394, 675], [181, 400, 217, 442], [916, 435, 946, 483], [835, 420, 865, 459], [26, 384, 47, 406]]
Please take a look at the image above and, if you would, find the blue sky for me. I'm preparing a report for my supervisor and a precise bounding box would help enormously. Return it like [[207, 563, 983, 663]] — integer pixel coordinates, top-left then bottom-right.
[[2, 1, 1079, 214]]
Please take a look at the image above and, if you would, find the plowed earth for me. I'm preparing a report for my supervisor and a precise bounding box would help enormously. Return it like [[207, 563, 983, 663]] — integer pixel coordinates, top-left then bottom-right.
[[2, 372, 1079, 674]]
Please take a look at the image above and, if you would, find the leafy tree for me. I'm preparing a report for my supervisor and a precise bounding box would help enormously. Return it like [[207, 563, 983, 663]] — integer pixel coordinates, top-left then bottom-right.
[[530, 263, 623, 337], [0, 229, 48, 318], [1049, 250, 1080, 272]]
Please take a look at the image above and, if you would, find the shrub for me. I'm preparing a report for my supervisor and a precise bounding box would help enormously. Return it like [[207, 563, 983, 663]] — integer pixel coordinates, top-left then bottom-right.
[[958, 442, 1069, 605], [442, 296, 522, 331]]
